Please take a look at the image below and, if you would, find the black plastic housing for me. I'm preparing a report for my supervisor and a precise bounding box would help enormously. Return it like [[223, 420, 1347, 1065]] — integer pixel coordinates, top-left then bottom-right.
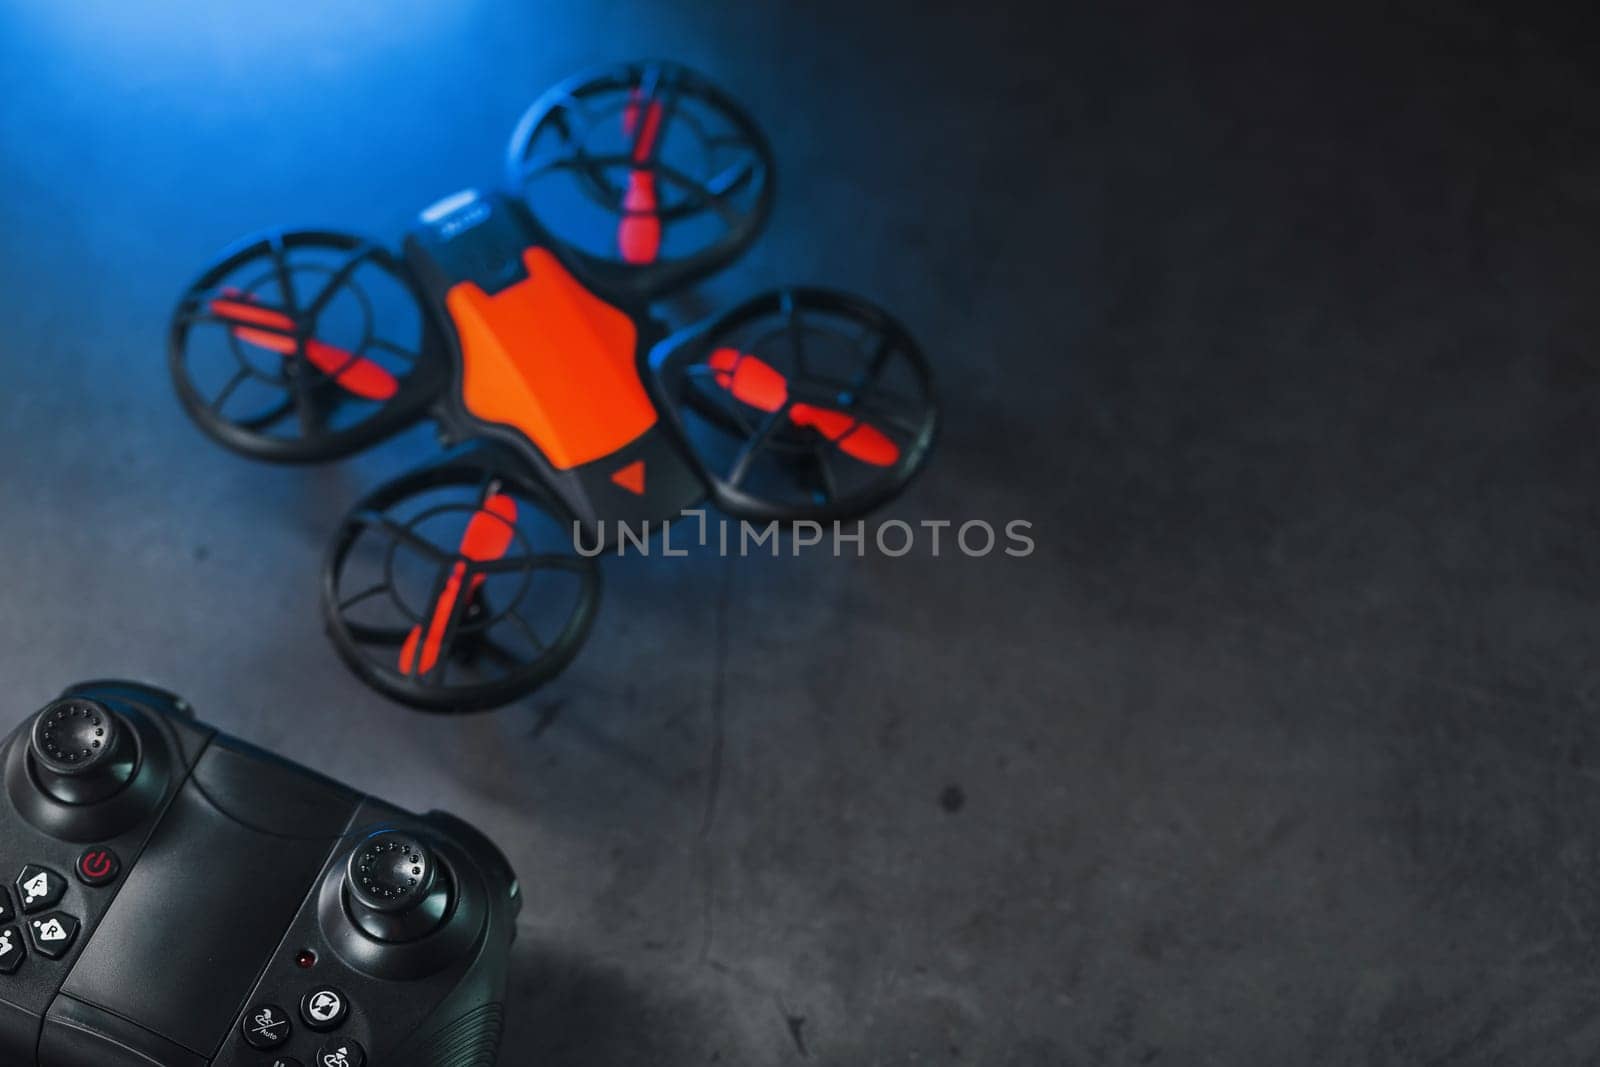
[[0, 682, 519, 1066]]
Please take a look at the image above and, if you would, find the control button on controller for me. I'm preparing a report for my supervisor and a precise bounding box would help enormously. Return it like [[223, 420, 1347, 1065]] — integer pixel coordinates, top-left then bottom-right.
[[301, 986, 349, 1031], [26, 912, 80, 958], [314, 1039, 365, 1067], [0, 888, 13, 923], [16, 865, 65, 914], [75, 846, 120, 887], [241, 1003, 292, 1050], [268, 1058, 304, 1067], [0, 926, 24, 973]]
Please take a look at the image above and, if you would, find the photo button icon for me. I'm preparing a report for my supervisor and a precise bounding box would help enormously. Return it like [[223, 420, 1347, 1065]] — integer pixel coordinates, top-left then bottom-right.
[[301, 985, 348, 1031]]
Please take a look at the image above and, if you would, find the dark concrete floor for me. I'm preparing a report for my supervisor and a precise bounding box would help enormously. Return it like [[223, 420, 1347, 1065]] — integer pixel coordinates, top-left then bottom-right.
[[2, 1, 1598, 1063]]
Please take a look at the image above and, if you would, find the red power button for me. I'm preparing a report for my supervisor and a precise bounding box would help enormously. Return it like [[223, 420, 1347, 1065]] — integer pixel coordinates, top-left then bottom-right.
[[76, 848, 120, 887]]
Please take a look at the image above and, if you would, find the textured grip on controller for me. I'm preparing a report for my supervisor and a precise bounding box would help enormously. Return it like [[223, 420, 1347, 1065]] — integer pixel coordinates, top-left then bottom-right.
[[396, 1002, 504, 1067]]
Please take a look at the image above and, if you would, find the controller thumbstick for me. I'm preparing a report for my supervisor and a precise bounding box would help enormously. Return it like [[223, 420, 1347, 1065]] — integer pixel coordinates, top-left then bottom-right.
[[345, 830, 451, 942], [28, 698, 138, 805]]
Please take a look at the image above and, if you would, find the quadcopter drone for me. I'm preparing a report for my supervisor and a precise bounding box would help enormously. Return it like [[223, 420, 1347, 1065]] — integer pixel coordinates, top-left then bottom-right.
[[169, 61, 939, 711]]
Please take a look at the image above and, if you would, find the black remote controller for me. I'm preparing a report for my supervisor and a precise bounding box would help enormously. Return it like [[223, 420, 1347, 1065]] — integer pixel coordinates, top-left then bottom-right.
[[0, 682, 519, 1066]]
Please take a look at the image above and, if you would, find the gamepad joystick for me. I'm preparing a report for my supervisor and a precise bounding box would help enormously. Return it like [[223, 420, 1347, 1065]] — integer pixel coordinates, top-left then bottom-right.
[[28, 698, 137, 805], [345, 830, 451, 942]]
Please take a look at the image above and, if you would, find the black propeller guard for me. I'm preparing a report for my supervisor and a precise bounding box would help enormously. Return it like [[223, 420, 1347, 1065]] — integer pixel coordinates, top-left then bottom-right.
[[506, 59, 776, 302], [321, 445, 601, 712], [653, 287, 939, 522], [169, 229, 446, 463]]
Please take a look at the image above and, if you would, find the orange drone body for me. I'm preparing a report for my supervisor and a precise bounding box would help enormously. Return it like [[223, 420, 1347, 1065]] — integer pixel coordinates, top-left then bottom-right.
[[448, 247, 657, 472]]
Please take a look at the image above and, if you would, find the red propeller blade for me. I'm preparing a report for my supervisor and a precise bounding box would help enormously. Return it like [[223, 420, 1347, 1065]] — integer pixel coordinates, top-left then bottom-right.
[[209, 291, 400, 401], [624, 90, 665, 161], [399, 493, 518, 676], [789, 404, 900, 467], [619, 171, 662, 265], [300, 340, 400, 401], [707, 347, 787, 410], [210, 295, 294, 332], [619, 89, 665, 265], [705, 348, 901, 467]]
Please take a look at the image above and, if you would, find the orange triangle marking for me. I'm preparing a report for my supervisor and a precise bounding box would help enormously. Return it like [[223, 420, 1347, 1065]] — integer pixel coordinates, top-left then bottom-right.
[[610, 460, 646, 495]]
